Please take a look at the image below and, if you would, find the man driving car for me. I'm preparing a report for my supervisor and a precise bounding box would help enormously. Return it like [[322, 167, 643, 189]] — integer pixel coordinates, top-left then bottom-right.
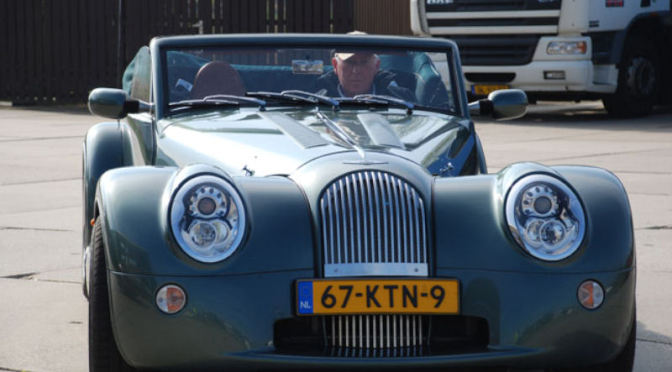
[[315, 48, 416, 101]]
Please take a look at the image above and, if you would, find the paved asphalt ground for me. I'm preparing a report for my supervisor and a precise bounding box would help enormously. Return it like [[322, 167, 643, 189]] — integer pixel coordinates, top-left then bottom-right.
[[0, 102, 670, 371]]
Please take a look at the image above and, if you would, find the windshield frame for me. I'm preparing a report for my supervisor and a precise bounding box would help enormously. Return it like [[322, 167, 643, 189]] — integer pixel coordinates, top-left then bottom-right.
[[150, 34, 468, 124]]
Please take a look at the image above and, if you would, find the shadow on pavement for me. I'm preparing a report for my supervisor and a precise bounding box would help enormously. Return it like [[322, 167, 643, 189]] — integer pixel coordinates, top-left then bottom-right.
[[476, 101, 672, 133], [637, 320, 672, 346], [2, 104, 90, 116]]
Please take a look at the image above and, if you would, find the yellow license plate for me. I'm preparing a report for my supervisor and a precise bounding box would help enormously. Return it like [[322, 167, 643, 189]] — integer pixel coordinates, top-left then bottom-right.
[[296, 279, 459, 315], [471, 84, 509, 95]]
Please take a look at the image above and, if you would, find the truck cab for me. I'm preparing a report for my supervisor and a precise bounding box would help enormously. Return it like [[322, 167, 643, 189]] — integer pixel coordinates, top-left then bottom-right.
[[411, 0, 672, 116]]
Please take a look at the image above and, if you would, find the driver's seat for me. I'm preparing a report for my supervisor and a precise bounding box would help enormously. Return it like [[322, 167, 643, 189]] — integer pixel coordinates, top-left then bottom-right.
[[191, 61, 246, 99]]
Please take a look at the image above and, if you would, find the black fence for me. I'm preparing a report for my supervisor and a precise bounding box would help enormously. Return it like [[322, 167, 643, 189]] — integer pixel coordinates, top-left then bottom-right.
[[0, 0, 410, 105], [1, 0, 119, 104]]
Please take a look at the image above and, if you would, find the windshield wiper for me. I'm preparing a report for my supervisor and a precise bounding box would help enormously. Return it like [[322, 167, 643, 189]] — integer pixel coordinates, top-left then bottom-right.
[[281, 90, 340, 109], [353, 94, 414, 114], [358, 94, 458, 115], [202, 94, 266, 111], [169, 95, 268, 113], [247, 90, 340, 110], [246, 91, 317, 105], [169, 98, 240, 113], [335, 96, 390, 109]]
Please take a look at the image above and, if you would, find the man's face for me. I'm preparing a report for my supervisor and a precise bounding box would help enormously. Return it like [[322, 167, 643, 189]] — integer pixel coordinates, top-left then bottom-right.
[[332, 53, 380, 97]]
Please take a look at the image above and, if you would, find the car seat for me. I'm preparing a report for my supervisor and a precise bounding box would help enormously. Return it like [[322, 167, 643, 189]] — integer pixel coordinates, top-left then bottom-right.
[[191, 61, 246, 99]]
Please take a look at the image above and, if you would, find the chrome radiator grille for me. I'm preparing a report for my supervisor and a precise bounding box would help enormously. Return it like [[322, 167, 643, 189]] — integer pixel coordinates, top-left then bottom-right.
[[326, 315, 427, 356], [319, 171, 428, 277]]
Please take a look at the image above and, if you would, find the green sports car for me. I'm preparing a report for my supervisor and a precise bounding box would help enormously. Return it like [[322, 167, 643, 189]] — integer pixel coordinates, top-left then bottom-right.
[[82, 34, 635, 371]]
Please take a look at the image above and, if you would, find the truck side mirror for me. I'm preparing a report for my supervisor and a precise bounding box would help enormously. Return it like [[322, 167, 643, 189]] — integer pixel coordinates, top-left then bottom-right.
[[469, 89, 528, 120], [88, 88, 151, 119]]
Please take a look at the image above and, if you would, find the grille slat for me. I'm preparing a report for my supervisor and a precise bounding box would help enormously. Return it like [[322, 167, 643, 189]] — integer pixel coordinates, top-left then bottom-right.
[[343, 180, 348, 264], [419, 195, 427, 263], [404, 183, 414, 263], [393, 315, 398, 348], [360, 173, 369, 263], [375, 315, 378, 351], [386, 315, 390, 348], [391, 174, 402, 263], [425, 0, 561, 12], [398, 179, 408, 263], [412, 189, 421, 262], [380, 173, 390, 262], [372, 172, 383, 263]]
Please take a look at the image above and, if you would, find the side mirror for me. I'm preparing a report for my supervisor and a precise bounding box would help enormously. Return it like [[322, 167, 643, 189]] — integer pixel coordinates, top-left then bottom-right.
[[88, 88, 151, 119], [468, 89, 528, 120]]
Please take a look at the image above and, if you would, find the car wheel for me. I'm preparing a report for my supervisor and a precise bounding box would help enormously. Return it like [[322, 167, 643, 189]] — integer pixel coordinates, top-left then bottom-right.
[[602, 34, 660, 117], [89, 218, 136, 372]]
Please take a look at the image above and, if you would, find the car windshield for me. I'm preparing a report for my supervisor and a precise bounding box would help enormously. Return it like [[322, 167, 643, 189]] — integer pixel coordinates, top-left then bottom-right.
[[163, 45, 459, 115]]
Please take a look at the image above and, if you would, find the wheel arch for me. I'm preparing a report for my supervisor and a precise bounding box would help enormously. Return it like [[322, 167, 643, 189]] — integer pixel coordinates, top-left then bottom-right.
[[617, 12, 669, 65], [83, 121, 125, 252], [595, 12, 670, 67]]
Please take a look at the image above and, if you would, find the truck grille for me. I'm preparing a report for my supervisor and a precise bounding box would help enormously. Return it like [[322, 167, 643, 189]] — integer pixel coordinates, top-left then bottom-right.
[[452, 34, 542, 66], [319, 171, 428, 277], [424, 0, 562, 62]]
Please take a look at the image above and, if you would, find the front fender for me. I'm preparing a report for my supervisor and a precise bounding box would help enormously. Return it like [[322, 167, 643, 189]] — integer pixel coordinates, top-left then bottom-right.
[[433, 162, 634, 273], [96, 166, 315, 275], [83, 121, 124, 250]]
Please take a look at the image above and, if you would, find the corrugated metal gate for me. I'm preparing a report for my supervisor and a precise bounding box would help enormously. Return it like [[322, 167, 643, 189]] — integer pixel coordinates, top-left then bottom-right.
[[3, 0, 414, 105]]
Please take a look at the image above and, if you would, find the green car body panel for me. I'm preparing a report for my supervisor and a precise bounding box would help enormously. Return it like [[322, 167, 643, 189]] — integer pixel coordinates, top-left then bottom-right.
[[83, 34, 635, 370]]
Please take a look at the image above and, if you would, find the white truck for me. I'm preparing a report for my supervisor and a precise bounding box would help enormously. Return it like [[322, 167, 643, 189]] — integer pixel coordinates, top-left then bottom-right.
[[410, 0, 672, 116]]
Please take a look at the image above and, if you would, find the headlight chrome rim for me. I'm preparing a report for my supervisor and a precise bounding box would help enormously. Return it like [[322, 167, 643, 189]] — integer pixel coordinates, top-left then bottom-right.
[[505, 174, 585, 261], [169, 174, 246, 263]]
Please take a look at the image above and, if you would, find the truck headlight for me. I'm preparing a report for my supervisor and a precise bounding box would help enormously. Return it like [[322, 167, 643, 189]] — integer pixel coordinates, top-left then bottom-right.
[[170, 175, 246, 263], [505, 174, 585, 261], [547, 41, 587, 55]]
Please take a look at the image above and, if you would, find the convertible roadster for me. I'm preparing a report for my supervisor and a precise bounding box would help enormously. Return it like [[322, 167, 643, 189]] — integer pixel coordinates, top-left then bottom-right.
[[83, 34, 635, 371]]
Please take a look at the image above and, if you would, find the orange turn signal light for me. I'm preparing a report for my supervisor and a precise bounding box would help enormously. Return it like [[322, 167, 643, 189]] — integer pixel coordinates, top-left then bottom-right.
[[578, 280, 604, 310], [156, 284, 187, 314]]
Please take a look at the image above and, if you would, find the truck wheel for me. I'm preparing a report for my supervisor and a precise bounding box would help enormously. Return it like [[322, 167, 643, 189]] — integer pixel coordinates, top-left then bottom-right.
[[89, 218, 136, 372], [603, 35, 660, 117]]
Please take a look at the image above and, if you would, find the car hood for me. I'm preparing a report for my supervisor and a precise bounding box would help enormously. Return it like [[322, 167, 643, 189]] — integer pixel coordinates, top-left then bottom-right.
[[156, 108, 473, 177]]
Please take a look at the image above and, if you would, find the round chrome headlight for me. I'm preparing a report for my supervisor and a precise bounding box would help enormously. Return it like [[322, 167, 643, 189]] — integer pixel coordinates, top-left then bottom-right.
[[169, 175, 246, 263], [505, 174, 585, 261]]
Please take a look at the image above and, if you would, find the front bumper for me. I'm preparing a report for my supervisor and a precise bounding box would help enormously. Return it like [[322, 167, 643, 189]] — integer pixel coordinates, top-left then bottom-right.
[[462, 36, 618, 96], [109, 267, 635, 371], [464, 61, 589, 91], [463, 61, 618, 95]]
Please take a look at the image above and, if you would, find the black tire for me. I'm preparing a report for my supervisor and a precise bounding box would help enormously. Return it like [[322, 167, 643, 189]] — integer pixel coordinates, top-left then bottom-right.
[[603, 34, 660, 117], [89, 218, 136, 372]]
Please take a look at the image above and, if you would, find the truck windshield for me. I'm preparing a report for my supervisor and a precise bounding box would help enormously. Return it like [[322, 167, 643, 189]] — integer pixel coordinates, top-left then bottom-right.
[[163, 46, 459, 114]]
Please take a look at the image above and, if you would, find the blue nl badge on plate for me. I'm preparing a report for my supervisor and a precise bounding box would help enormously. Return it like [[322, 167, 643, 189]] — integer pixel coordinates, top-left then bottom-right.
[[297, 281, 314, 315]]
